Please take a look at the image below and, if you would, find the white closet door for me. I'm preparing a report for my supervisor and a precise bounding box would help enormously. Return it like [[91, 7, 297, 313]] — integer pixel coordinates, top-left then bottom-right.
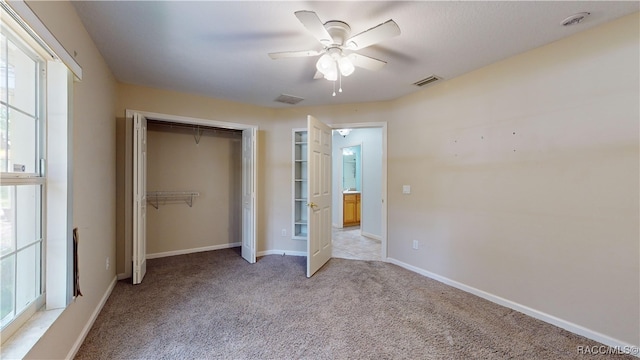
[[306, 115, 332, 277], [241, 128, 257, 263], [132, 112, 147, 284]]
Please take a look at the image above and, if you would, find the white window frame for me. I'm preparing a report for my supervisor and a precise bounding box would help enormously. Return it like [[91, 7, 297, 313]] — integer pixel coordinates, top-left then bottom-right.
[[0, 18, 47, 338], [0, 1, 76, 355]]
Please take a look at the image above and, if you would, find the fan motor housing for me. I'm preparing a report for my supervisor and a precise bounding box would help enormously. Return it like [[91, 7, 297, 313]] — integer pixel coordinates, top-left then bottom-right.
[[324, 21, 351, 46]]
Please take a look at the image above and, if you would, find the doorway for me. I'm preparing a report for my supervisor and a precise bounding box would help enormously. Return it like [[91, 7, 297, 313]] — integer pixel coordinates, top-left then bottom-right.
[[330, 124, 386, 261], [124, 110, 257, 283]]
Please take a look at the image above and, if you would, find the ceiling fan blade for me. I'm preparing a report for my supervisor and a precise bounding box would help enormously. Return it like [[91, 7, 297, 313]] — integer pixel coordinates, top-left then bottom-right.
[[294, 10, 333, 45], [349, 53, 387, 71], [345, 20, 400, 50], [269, 50, 322, 59]]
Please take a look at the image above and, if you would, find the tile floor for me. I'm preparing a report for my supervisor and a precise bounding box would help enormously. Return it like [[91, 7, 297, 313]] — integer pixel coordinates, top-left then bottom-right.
[[332, 226, 381, 261]]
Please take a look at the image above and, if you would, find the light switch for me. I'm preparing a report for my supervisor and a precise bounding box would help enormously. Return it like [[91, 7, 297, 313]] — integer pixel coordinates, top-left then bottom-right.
[[402, 185, 411, 194]]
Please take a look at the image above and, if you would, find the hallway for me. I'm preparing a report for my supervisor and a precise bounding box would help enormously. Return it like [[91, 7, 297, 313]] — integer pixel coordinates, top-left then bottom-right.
[[332, 227, 381, 261]]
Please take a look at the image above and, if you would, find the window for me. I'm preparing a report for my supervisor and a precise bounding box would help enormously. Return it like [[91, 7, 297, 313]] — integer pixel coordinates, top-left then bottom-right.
[[0, 3, 76, 356], [0, 23, 46, 331]]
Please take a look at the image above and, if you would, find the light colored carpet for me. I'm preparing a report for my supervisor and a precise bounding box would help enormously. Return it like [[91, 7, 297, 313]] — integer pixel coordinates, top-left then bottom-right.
[[75, 249, 631, 359]]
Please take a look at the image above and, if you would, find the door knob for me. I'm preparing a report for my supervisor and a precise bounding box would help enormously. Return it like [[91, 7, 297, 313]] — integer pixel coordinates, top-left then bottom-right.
[[307, 202, 317, 208]]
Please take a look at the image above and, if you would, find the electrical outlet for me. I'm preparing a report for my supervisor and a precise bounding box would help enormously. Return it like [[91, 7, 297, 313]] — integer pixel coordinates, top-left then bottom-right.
[[106, 256, 110, 270], [281, 228, 287, 237], [412, 240, 419, 250]]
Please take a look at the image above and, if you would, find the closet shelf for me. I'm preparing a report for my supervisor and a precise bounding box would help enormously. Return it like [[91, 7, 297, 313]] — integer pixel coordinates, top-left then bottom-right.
[[147, 191, 200, 209]]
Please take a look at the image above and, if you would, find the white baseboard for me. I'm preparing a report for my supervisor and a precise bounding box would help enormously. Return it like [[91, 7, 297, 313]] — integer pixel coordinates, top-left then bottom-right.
[[387, 257, 639, 355], [66, 275, 117, 360], [361, 231, 382, 241], [116, 273, 128, 280], [332, 223, 343, 229], [147, 242, 241, 259], [257, 249, 306, 257]]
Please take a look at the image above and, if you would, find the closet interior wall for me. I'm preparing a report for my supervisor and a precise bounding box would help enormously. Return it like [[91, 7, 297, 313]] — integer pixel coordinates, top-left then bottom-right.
[[146, 121, 243, 257]]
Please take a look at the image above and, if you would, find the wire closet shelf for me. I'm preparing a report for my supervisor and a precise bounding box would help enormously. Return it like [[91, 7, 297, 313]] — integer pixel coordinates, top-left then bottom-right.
[[146, 191, 200, 209]]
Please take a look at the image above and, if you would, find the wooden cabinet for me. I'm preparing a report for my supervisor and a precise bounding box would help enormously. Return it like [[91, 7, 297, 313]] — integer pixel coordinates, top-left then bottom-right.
[[343, 193, 361, 227], [356, 194, 361, 223]]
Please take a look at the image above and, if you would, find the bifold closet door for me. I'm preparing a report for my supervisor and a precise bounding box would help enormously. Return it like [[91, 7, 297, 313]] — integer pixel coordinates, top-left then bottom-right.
[[132, 112, 147, 284], [241, 128, 257, 264]]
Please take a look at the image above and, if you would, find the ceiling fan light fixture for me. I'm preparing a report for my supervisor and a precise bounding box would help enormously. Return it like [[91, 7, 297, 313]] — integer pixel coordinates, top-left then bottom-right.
[[269, 10, 401, 93], [316, 54, 333, 73], [324, 67, 338, 81], [338, 56, 355, 76], [316, 52, 343, 81]]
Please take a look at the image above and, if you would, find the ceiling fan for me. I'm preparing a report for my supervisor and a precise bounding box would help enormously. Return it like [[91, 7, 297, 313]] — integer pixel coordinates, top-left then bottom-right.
[[268, 11, 401, 83]]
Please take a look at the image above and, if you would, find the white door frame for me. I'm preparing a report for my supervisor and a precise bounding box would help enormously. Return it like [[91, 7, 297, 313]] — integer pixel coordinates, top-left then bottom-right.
[[124, 109, 259, 278], [330, 122, 388, 260]]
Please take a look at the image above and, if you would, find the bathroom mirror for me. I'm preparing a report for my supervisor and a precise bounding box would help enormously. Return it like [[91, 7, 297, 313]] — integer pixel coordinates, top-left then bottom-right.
[[342, 145, 361, 192]]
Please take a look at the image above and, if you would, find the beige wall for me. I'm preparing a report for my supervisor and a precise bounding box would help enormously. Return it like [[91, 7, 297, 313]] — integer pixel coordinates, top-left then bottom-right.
[[24, 1, 639, 357], [146, 124, 242, 255], [385, 13, 639, 345], [115, 117, 130, 275], [24, 1, 118, 359]]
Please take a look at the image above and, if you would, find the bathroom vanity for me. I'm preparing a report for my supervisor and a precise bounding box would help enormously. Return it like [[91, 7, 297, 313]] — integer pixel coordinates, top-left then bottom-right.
[[343, 191, 361, 227]]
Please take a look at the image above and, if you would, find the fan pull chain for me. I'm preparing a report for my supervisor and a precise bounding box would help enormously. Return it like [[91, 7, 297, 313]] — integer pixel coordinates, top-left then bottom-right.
[[339, 72, 343, 93], [332, 81, 336, 97]]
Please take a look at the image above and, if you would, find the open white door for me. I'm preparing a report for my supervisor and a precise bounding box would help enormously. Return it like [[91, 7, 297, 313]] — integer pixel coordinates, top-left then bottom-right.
[[132, 112, 147, 284], [241, 128, 257, 263], [307, 115, 332, 277]]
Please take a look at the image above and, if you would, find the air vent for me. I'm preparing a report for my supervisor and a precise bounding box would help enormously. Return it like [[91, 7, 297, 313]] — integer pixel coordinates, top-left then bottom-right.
[[275, 94, 304, 105], [561, 12, 590, 27], [413, 75, 441, 87]]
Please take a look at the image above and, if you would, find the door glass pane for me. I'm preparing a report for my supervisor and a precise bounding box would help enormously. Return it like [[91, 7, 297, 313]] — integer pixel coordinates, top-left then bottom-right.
[[7, 40, 36, 116], [0, 185, 15, 256], [7, 108, 36, 174], [0, 254, 15, 326], [16, 184, 39, 249], [16, 244, 36, 314]]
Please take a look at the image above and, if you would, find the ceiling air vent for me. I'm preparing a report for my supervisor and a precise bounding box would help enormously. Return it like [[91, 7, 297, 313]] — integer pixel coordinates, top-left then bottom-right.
[[413, 75, 441, 87], [275, 94, 304, 105]]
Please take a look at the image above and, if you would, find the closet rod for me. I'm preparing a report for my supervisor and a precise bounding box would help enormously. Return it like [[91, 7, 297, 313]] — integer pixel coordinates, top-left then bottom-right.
[[147, 120, 242, 135], [147, 120, 242, 144]]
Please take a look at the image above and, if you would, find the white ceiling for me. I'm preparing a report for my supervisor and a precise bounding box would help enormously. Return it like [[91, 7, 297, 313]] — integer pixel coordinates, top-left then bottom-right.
[[71, 1, 638, 108]]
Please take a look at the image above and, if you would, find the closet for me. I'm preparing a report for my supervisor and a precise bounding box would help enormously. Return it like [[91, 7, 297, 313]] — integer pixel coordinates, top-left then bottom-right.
[[145, 120, 243, 258]]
